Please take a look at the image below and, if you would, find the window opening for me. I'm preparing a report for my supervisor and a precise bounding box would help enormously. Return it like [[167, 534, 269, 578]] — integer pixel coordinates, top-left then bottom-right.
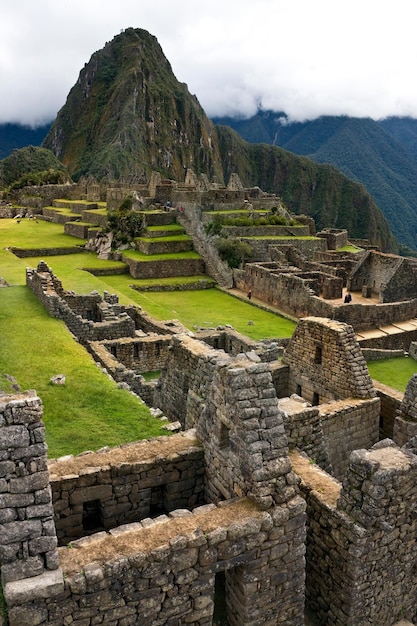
[[213, 571, 229, 625], [219, 422, 230, 451], [149, 485, 166, 517], [314, 345, 322, 364], [82, 500, 103, 532]]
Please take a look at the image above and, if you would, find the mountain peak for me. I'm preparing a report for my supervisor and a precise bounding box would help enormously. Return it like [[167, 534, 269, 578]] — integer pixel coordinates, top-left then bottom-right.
[[43, 28, 224, 182]]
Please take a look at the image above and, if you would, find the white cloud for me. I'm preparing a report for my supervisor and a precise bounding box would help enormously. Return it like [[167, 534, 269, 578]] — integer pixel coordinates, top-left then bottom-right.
[[2, 0, 417, 126]]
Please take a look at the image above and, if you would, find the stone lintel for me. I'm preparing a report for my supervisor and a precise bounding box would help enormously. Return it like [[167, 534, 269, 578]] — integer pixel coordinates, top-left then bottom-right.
[[4, 567, 64, 607]]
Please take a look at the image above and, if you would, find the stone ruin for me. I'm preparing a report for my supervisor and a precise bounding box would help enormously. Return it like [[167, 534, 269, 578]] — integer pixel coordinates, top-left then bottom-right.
[[1, 260, 417, 624]]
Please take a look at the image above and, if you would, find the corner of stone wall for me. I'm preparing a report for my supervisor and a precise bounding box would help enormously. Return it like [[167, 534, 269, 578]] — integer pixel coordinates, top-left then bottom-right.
[[0, 391, 63, 625]]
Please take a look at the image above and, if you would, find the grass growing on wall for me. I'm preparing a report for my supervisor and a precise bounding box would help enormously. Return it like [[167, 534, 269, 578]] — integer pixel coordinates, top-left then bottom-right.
[[0, 287, 166, 457], [367, 357, 417, 392]]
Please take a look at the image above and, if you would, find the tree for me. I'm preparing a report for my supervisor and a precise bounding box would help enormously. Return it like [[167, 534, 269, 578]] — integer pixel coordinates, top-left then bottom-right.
[[215, 237, 254, 269], [107, 195, 144, 245]]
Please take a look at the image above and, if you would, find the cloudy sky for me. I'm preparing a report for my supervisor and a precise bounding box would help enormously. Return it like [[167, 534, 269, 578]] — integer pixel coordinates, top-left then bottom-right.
[[2, 0, 417, 127]]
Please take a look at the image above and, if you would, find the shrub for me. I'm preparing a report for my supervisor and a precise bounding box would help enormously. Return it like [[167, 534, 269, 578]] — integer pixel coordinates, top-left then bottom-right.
[[107, 195, 144, 245], [215, 237, 254, 268]]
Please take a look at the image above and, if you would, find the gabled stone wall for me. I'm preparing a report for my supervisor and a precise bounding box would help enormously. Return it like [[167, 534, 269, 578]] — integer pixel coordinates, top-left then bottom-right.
[[283, 317, 376, 403]]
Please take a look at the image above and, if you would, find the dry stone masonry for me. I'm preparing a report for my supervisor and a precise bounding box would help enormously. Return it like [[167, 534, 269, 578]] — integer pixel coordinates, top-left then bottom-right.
[[2, 216, 417, 623]]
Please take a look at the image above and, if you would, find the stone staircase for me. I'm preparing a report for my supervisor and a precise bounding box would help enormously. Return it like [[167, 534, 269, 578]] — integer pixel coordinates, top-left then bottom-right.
[[176, 208, 233, 288]]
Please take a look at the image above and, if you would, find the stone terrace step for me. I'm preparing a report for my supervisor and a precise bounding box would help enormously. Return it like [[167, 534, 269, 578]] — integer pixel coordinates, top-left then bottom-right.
[[134, 236, 194, 256], [122, 253, 205, 279], [42, 206, 80, 224], [52, 199, 99, 213]]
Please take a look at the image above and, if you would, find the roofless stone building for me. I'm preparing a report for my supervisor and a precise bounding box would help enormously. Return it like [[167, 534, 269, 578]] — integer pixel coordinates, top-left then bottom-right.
[[0, 260, 415, 624]]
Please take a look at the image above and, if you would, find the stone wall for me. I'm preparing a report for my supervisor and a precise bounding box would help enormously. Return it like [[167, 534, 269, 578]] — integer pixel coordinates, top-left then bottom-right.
[[81, 209, 108, 228], [0, 392, 65, 625], [245, 237, 326, 262], [48, 431, 205, 545], [361, 348, 404, 361], [135, 238, 194, 255], [349, 250, 401, 297], [9, 496, 306, 626], [155, 334, 219, 429], [122, 255, 205, 279], [358, 327, 417, 351], [63, 222, 90, 238], [373, 380, 403, 440], [100, 335, 172, 373], [348, 249, 417, 303], [235, 261, 417, 331], [220, 224, 311, 237], [86, 340, 157, 406], [278, 396, 332, 473], [196, 327, 281, 360], [293, 441, 417, 625], [11, 183, 85, 208], [26, 262, 137, 344], [319, 398, 380, 480], [394, 374, 417, 445], [382, 256, 417, 302], [0, 392, 60, 584], [11, 246, 84, 258], [282, 317, 376, 404], [316, 228, 348, 250]]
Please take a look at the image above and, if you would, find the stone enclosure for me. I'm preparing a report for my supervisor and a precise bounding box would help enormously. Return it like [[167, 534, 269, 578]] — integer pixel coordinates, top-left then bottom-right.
[[4, 174, 417, 624], [2, 257, 417, 624]]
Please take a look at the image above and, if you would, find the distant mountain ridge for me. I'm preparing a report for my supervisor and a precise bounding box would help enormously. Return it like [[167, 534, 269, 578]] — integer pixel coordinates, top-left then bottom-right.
[[212, 111, 417, 251], [0, 123, 51, 160], [0, 29, 398, 253]]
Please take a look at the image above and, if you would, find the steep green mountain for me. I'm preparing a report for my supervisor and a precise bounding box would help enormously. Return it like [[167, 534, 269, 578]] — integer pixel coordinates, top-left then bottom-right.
[[213, 111, 417, 251], [0, 123, 51, 160], [0, 145, 69, 188], [41, 28, 397, 253], [379, 116, 417, 160], [42, 28, 224, 183]]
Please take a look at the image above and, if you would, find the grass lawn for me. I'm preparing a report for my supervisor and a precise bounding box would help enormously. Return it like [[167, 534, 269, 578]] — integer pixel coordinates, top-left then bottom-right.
[[121, 249, 201, 261], [0, 287, 166, 457], [98, 275, 296, 340], [0, 218, 86, 249], [367, 357, 417, 392]]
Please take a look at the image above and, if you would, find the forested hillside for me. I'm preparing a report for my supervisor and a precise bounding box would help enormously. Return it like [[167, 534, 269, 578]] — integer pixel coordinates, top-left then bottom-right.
[[0, 123, 51, 160], [213, 111, 417, 252]]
